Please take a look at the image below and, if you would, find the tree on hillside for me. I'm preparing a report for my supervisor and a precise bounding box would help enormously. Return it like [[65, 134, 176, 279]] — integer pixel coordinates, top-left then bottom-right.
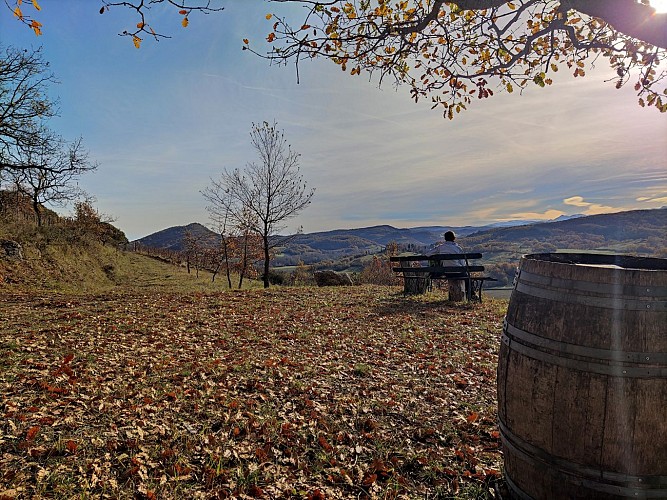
[[207, 207, 236, 287], [202, 121, 315, 288], [72, 196, 126, 246], [205, 205, 264, 289], [12, 134, 97, 226], [7, 1, 666, 116]]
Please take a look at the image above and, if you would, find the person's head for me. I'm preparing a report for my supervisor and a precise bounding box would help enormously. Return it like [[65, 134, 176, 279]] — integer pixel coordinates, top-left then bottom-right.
[[444, 231, 456, 242]]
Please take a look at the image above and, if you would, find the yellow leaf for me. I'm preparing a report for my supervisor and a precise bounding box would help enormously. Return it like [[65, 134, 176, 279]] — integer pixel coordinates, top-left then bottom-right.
[[31, 19, 42, 35], [133, 35, 142, 49], [137, 22, 145, 29], [266, 13, 272, 20], [182, 17, 189, 28], [13, 6, 23, 19], [32, 0, 41, 10]]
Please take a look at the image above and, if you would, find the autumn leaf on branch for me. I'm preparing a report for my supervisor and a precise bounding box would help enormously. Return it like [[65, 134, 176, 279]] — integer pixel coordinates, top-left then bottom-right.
[[258, 0, 667, 117], [6, 1, 223, 45]]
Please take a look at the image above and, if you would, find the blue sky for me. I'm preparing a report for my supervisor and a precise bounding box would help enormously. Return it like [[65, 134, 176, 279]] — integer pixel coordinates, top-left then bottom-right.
[[2, 1, 666, 240]]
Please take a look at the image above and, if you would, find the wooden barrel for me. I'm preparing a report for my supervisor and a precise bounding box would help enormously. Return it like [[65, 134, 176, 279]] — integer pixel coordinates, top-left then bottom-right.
[[497, 253, 667, 499]]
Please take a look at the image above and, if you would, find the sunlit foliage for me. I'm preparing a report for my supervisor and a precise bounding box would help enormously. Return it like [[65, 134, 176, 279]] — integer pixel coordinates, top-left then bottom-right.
[[257, 0, 667, 118]]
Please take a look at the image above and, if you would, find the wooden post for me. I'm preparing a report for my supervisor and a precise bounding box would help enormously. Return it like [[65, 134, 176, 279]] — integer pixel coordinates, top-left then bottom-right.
[[448, 279, 465, 301], [404, 275, 430, 294]]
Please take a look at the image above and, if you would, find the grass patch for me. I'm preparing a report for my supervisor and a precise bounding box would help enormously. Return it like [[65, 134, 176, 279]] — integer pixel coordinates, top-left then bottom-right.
[[0, 240, 261, 294]]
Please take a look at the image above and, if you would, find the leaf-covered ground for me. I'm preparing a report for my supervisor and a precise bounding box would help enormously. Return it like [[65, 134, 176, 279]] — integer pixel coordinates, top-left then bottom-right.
[[0, 286, 507, 499]]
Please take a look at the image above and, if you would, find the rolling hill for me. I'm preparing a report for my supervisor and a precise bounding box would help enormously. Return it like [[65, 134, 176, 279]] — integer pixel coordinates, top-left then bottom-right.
[[133, 208, 666, 274]]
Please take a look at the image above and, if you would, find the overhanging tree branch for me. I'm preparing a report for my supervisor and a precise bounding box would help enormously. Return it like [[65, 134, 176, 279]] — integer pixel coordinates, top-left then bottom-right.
[[258, 0, 667, 118]]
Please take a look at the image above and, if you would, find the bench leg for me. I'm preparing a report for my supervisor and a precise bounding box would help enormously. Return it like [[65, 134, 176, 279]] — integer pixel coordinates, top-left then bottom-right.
[[469, 279, 483, 302]]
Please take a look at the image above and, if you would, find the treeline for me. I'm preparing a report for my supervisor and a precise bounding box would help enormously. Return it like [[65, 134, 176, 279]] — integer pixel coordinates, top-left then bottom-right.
[[133, 229, 264, 288]]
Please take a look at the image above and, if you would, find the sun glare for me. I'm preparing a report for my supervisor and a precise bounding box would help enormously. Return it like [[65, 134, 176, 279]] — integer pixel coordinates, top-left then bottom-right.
[[650, 0, 667, 13]]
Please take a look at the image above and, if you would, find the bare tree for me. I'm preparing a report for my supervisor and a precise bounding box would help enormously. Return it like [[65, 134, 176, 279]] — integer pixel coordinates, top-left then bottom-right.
[[12, 133, 97, 226], [183, 230, 208, 277], [203, 121, 315, 288], [0, 45, 58, 177], [210, 208, 235, 288], [1, 45, 98, 228]]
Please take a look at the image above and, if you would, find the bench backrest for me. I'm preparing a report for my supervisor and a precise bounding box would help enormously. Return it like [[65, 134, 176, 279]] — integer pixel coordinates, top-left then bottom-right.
[[390, 253, 485, 276], [390, 252, 482, 262]]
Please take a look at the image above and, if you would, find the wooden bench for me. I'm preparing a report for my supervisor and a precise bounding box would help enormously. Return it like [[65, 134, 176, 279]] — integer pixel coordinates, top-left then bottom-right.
[[390, 252, 497, 301]]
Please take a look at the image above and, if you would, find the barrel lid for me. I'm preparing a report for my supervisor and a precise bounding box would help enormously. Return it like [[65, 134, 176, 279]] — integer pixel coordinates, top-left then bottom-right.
[[523, 252, 667, 271]]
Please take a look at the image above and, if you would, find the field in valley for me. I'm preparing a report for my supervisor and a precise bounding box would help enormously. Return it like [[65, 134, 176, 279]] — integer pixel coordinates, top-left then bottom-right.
[[0, 285, 507, 499]]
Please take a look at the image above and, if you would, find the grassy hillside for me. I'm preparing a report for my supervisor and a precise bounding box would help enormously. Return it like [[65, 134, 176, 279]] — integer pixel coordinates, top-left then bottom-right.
[[0, 222, 256, 294]]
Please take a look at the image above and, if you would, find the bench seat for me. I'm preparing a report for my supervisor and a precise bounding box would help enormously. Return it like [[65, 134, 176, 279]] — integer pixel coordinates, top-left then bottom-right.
[[390, 252, 497, 301]]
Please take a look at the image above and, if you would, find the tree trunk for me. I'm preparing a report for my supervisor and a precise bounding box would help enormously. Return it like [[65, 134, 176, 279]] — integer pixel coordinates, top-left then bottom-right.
[[262, 234, 270, 288], [211, 263, 220, 283], [238, 234, 249, 289], [32, 199, 42, 227], [221, 233, 233, 289]]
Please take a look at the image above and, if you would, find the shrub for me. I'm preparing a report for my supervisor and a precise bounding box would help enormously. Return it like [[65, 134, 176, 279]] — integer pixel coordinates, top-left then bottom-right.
[[289, 261, 315, 286], [358, 256, 399, 285], [261, 270, 286, 285]]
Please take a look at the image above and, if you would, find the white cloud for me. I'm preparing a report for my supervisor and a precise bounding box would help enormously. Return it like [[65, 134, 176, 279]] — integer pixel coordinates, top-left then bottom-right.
[[508, 209, 567, 221], [563, 196, 627, 215]]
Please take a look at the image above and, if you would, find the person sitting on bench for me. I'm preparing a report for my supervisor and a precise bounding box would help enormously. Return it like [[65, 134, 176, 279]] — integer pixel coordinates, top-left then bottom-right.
[[429, 231, 467, 299], [430, 231, 464, 263]]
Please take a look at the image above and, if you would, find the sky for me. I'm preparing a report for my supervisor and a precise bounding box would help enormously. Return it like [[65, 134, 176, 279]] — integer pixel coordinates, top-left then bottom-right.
[[2, 1, 666, 241]]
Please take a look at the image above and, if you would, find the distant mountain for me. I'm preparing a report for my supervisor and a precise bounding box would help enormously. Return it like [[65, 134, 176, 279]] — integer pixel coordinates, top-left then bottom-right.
[[551, 214, 586, 223], [132, 208, 666, 268], [464, 208, 664, 243], [131, 208, 665, 287], [132, 221, 548, 260], [133, 222, 217, 251]]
